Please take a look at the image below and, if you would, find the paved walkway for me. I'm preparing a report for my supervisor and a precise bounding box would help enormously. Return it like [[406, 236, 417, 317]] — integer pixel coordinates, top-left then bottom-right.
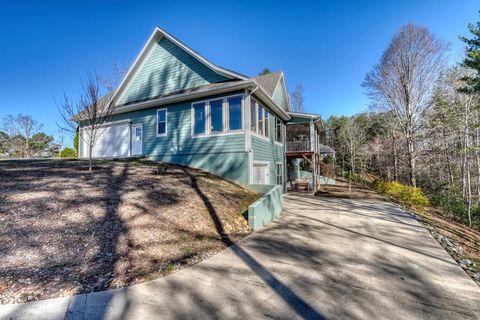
[[1, 193, 479, 319]]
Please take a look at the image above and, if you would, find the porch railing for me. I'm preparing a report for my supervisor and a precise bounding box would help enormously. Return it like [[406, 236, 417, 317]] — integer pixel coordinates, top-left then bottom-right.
[[286, 140, 311, 152]]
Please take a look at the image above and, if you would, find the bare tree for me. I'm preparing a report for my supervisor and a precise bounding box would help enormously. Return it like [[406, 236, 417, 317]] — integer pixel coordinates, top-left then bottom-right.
[[363, 24, 448, 187], [340, 117, 366, 192], [1, 114, 42, 158], [57, 73, 115, 171], [291, 84, 305, 112]]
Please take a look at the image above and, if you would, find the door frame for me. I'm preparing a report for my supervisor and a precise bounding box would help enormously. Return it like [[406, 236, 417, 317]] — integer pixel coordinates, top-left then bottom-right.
[[131, 123, 143, 156]]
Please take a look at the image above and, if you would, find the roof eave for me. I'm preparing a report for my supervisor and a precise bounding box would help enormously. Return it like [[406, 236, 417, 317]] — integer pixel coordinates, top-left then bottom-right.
[[252, 81, 291, 121], [112, 80, 254, 115]]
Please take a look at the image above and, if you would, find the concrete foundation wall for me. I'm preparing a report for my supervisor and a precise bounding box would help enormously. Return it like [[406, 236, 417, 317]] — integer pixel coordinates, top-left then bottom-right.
[[248, 185, 283, 231]]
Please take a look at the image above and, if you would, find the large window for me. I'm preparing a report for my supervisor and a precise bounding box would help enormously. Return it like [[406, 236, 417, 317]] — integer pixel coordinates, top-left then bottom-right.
[[258, 105, 264, 136], [275, 118, 282, 143], [210, 99, 223, 133], [264, 110, 269, 138], [193, 102, 206, 135], [250, 98, 257, 132], [228, 96, 242, 131], [192, 95, 243, 136], [251, 98, 269, 139], [276, 163, 283, 185], [157, 108, 167, 136]]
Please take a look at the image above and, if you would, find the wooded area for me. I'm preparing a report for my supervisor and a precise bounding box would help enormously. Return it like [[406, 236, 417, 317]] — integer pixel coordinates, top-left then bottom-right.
[[326, 20, 480, 230]]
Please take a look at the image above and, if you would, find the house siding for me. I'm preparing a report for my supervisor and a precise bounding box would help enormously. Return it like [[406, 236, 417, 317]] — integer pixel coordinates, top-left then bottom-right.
[[272, 78, 289, 111], [80, 91, 249, 185], [251, 113, 285, 186], [118, 37, 229, 105]]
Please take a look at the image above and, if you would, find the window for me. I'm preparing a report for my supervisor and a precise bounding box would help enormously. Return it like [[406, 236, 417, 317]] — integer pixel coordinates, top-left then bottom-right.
[[276, 163, 283, 185], [157, 109, 167, 136], [193, 102, 206, 135], [250, 99, 257, 132], [258, 105, 264, 136], [275, 118, 282, 143], [264, 111, 269, 138], [192, 95, 243, 136], [210, 99, 223, 133], [228, 96, 242, 131]]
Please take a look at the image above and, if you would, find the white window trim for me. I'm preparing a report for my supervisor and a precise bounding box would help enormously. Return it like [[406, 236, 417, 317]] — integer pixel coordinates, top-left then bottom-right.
[[250, 98, 272, 141], [191, 94, 244, 138], [226, 95, 244, 132], [251, 160, 270, 185], [156, 108, 168, 137], [274, 118, 283, 146], [276, 162, 284, 185]]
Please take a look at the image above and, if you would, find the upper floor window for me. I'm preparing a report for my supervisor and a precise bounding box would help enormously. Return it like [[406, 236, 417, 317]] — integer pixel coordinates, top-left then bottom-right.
[[251, 99, 257, 132], [192, 95, 243, 136], [251, 98, 270, 139], [193, 102, 207, 135], [228, 96, 242, 131], [210, 99, 223, 133], [275, 118, 282, 143], [157, 108, 167, 136]]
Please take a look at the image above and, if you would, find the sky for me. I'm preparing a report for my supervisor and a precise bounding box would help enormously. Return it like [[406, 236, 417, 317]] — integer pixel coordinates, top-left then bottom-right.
[[0, 0, 479, 142]]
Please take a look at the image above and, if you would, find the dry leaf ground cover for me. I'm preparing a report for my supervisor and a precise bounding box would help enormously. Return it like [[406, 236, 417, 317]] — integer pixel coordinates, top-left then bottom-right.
[[0, 159, 260, 304]]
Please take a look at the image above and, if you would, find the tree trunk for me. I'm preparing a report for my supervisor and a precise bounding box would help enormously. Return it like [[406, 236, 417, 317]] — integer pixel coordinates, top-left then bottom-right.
[[405, 134, 416, 187], [392, 132, 398, 181]]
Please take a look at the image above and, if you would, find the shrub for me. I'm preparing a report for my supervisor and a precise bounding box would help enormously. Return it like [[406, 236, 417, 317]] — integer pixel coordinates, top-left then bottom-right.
[[60, 147, 76, 158], [373, 180, 429, 211], [432, 183, 469, 221]]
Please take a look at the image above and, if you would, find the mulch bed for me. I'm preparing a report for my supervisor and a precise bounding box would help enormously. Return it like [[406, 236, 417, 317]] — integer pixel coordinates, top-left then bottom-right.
[[0, 159, 260, 304]]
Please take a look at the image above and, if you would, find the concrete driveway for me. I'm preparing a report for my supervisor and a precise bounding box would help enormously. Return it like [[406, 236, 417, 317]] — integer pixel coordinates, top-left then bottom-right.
[[1, 193, 479, 319]]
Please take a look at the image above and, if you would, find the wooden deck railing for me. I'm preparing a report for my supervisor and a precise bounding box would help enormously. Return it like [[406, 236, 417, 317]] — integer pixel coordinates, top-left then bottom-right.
[[286, 141, 311, 152]]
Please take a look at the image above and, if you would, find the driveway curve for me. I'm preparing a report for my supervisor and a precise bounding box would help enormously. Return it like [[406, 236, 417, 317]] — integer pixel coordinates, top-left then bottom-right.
[[1, 193, 479, 319]]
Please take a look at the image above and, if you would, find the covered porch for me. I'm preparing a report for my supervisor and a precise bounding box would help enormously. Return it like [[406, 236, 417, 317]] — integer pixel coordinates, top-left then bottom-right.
[[285, 112, 335, 193]]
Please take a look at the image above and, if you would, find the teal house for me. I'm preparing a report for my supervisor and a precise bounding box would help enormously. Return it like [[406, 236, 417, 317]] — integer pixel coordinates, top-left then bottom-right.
[[79, 27, 322, 191]]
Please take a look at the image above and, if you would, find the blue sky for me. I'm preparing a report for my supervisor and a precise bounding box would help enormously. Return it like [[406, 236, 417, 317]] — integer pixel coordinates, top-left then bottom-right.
[[0, 0, 478, 141]]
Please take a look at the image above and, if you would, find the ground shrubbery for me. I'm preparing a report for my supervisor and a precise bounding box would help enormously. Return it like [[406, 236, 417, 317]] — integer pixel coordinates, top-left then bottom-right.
[[60, 147, 76, 158], [431, 183, 480, 227], [374, 180, 430, 212]]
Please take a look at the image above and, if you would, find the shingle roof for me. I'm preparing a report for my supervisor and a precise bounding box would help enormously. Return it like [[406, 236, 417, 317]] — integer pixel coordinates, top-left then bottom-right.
[[253, 72, 282, 96]]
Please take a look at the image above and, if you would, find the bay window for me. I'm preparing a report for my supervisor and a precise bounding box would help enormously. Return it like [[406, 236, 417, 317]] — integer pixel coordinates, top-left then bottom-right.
[[275, 118, 282, 143]]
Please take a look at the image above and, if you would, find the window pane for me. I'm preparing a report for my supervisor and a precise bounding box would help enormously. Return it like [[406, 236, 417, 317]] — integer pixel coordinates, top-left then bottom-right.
[[157, 110, 166, 135], [210, 100, 223, 132], [276, 118, 281, 142], [264, 111, 269, 137], [194, 103, 206, 135], [228, 96, 242, 130], [158, 110, 166, 122], [157, 122, 165, 135], [258, 105, 264, 136], [251, 99, 256, 132]]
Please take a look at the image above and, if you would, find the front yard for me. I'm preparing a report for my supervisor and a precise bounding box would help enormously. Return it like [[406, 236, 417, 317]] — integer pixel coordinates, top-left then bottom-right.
[[0, 159, 260, 303]]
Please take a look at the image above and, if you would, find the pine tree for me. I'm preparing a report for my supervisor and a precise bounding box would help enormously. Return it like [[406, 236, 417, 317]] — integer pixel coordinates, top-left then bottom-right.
[[461, 15, 480, 92]]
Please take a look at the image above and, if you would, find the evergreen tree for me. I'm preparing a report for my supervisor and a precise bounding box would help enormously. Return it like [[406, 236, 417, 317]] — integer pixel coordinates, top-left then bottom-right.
[[461, 14, 480, 92]]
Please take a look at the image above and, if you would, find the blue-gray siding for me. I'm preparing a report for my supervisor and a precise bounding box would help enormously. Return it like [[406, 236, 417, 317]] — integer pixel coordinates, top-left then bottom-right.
[[118, 37, 229, 105], [252, 113, 285, 185], [272, 78, 289, 111]]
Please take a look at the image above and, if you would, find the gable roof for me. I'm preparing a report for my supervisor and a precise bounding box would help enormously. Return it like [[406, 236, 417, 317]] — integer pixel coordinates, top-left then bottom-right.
[[101, 27, 292, 121], [254, 72, 282, 96], [109, 26, 247, 107]]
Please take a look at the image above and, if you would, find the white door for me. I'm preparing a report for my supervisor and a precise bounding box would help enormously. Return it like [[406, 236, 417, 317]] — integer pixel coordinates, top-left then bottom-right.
[[131, 124, 143, 155], [252, 162, 269, 184], [81, 121, 130, 158]]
